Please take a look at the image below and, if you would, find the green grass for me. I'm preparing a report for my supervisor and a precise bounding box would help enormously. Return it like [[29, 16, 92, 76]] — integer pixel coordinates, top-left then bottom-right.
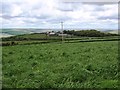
[[15, 33, 47, 39], [2, 41, 118, 88]]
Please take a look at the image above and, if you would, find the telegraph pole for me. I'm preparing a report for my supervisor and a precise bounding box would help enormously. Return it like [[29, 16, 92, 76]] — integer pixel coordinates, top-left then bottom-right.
[[61, 22, 64, 43]]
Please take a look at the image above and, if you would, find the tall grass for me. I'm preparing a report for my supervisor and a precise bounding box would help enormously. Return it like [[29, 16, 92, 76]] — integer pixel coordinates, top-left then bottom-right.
[[2, 41, 118, 88]]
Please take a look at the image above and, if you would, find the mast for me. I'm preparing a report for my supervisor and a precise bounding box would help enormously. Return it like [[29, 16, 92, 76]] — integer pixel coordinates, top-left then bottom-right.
[[61, 22, 64, 43]]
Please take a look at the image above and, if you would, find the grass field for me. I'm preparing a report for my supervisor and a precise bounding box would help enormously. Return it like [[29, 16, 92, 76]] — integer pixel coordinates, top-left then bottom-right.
[[2, 41, 118, 88]]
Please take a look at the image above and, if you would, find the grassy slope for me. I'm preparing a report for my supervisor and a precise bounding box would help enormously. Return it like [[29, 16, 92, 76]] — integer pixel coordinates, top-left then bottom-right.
[[14, 33, 48, 39], [2, 41, 118, 88]]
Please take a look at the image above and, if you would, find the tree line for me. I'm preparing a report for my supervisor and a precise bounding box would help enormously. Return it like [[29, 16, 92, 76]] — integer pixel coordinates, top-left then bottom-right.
[[63, 29, 118, 37]]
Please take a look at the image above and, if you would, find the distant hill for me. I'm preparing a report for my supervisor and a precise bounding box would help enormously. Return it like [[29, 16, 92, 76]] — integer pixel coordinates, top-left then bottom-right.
[[0, 33, 14, 38], [1, 29, 51, 38], [1, 29, 34, 35], [103, 30, 119, 34]]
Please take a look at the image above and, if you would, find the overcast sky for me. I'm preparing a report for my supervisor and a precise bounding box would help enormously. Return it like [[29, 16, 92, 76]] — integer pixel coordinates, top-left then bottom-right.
[[0, 0, 118, 30]]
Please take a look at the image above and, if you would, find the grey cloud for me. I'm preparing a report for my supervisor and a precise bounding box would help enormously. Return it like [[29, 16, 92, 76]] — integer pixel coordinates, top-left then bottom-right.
[[93, 7, 105, 11], [82, 2, 117, 5], [34, 15, 50, 19], [1, 15, 13, 19], [57, 8, 74, 12], [97, 15, 118, 20], [23, 20, 36, 24], [1, 15, 22, 19], [1, 12, 51, 20], [61, 0, 119, 3]]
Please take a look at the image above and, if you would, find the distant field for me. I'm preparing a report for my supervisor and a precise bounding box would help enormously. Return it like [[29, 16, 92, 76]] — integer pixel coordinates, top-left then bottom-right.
[[1, 33, 119, 46], [2, 41, 118, 88]]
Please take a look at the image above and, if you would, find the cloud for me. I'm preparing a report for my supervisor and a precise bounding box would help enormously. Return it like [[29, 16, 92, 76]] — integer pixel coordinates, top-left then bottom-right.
[[97, 16, 118, 20], [61, 0, 119, 3], [1, 0, 118, 30]]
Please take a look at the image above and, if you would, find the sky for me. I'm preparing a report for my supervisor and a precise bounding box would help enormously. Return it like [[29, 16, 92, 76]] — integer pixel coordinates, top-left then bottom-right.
[[0, 0, 119, 30]]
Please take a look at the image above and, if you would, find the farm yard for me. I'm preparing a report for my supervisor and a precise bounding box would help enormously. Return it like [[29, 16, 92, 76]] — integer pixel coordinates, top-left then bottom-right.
[[2, 41, 119, 88]]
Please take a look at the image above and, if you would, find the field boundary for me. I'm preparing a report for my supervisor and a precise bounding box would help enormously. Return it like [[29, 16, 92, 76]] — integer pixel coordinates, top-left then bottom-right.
[[1, 38, 120, 46]]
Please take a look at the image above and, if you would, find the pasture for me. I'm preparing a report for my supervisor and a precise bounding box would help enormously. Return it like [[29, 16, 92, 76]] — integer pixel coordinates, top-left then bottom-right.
[[2, 41, 118, 88]]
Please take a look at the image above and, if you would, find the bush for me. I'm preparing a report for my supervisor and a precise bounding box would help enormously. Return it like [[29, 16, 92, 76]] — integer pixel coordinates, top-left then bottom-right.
[[2, 41, 18, 46]]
